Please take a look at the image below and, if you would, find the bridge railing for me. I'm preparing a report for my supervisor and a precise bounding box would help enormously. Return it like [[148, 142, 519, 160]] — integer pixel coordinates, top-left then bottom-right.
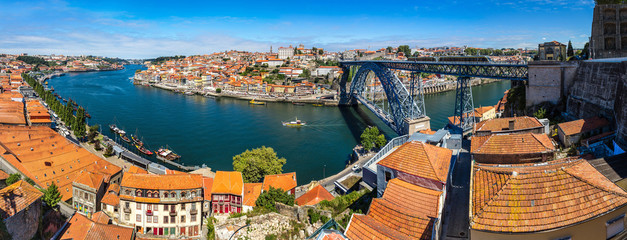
[[363, 134, 410, 170]]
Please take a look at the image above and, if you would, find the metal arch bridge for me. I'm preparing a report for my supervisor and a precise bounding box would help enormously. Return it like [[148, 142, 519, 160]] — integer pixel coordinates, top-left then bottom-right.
[[338, 60, 528, 135]]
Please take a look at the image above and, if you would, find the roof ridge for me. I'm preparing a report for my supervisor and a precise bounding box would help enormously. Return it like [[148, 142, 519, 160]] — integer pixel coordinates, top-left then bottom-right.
[[472, 171, 513, 221], [563, 162, 627, 198], [421, 143, 442, 181], [530, 133, 551, 150]]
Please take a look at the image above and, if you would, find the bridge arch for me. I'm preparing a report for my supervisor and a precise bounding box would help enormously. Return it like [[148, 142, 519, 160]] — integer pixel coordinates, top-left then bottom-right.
[[346, 62, 425, 134]]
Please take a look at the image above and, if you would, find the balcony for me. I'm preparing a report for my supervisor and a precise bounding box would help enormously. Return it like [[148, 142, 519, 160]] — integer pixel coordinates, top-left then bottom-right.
[[124, 208, 131, 213], [190, 209, 197, 215], [169, 210, 177, 216], [146, 210, 153, 216]]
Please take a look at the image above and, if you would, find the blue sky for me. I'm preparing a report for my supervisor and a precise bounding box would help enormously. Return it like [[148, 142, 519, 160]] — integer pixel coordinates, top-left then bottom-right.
[[0, 0, 595, 58]]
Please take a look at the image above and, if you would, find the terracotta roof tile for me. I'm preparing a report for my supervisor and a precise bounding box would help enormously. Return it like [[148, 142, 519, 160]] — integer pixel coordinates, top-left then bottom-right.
[[471, 133, 555, 155], [558, 117, 611, 136], [345, 214, 412, 240], [0, 180, 44, 219], [73, 171, 105, 190], [101, 192, 119, 207], [243, 183, 263, 207], [295, 184, 334, 206], [0, 169, 9, 180], [263, 172, 297, 192], [202, 177, 214, 201], [212, 171, 243, 196], [121, 172, 202, 190], [61, 213, 134, 240], [377, 141, 452, 182], [474, 116, 543, 133], [471, 158, 627, 233], [91, 211, 110, 224]]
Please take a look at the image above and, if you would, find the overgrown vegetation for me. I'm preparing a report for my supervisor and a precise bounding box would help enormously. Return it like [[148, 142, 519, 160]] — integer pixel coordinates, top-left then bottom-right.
[[505, 85, 526, 116], [279, 220, 306, 239], [5, 173, 21, 185], [307, 209, 330, 224], [360, 126, 386, 151], [533, 107, 547, 119], [255, 186, 295, 212], [17, 56, 55, 67], [206, 217, 216, 240], [233, 146, 286, 183], [318, 189, 374, 217]]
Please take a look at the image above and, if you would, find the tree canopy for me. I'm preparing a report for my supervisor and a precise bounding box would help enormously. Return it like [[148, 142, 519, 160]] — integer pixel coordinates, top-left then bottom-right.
[[5, 173, 21, 185], [255, 186, 295, 211], [43, 182, 62, 208], [397, 45, 411, 57], [567, 40, 574, 57], [360, 126, 386, 151], [233, 146, 286, 183]]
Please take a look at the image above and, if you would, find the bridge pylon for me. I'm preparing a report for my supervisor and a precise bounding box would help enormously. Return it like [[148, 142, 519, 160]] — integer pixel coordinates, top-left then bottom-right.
[[454, 77, 475, 134]]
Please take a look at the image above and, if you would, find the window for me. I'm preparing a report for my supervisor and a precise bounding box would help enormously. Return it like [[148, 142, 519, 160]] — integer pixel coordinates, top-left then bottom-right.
[[192, 203, 197, 210], [164, 216, 169, 223], [137, 203, 141, 210], [147, 204, 152, 211], [181, 215, 186, 223], [147, 215, 151, 223], [170, 228, 175, 235], [153, 216, 158, 223], [181, 203, 186, 210], [164, 228, 168, 235], [170, 216, 175, 223], [191, 214, 196, 222], [136, 214, 141, 222], [385, 171, 392, 182], [125, 214, 130, 221], [125, 202, 130, 208], [164, 205, 168, 211], [607, 214, 625, 239], [181, 191, 186, 198], [164, 192, 168, 198]]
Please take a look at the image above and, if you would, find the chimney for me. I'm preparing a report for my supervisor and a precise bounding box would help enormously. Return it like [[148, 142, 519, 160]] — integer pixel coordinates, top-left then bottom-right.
[[508, 119, 515, 130]]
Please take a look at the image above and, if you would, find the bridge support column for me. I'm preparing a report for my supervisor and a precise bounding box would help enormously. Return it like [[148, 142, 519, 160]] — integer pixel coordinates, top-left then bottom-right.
[[403, 116, 431, 135], [454, 77, 475, 134]]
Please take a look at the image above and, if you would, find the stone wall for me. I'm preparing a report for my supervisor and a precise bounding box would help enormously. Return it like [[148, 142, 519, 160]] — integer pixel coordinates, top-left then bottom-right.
[[566, 61, 627, 150], [526, 61, 578, 107], [6, 199, 42, 240]]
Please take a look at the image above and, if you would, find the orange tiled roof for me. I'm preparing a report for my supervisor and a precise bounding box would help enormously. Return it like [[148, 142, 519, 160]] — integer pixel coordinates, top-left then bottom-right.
[[0, 125, 121, 201], [243, 183, 263, 207], [471, 158, 627, 233], [345, 178, 441, 240], [377, 141, 452, 182], [212, 171, 243, 196], [0, 180, 44, 219], [127, 165, 148, 174], [557, 117, 611, 136], [474, 116, 543, 133], [61, 213, 134, 240], [202, 177, 214, 201], [121, 172, 202, 190], [91, 211, 110, 224], [101, 192, 119, 207], [73, 171, 105, 190], [471, 133, 555, 155], [295, 184, 334, 206], [0, 169, 8, 180], [263, 172, 297, 192]]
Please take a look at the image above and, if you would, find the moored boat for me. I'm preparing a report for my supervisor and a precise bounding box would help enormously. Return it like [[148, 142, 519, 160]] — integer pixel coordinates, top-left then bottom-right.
[[109, 124, 118, 133], [119, 133, 131, 143], [249, 99, 266, 105], [136, 144, 153, 155], [282, 117, 306, 127], [156, 147, 181, 161], [313, 103, 323, 107], [292, 102, 305, 106], [131, 135, 143, 146]]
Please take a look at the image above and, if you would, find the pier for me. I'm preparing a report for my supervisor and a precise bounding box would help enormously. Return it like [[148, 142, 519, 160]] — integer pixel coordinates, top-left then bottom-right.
[[107, 138, 200, 172]]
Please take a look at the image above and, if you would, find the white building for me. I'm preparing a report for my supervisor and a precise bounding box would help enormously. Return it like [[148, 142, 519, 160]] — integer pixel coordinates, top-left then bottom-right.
[[278, 46, 294, 60]]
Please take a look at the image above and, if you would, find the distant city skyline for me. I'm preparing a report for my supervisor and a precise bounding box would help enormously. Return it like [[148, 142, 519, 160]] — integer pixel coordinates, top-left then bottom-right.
[[0, 0, 595, 59]]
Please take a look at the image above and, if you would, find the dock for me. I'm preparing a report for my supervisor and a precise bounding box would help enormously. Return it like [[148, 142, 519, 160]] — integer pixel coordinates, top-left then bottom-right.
[[107, 138, 199, 172]]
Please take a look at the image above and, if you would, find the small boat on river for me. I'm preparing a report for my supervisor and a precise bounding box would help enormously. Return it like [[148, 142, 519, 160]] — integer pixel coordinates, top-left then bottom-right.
[[249, 99, 266, 105], [131, 135, 143, 146], [156, 147, 181, 161], [136, 144, 153, 156], [292, 102, 305, 106], [282, 117, 306, 127], [119, 133, 131, 143], [313, 103, 323, 107]]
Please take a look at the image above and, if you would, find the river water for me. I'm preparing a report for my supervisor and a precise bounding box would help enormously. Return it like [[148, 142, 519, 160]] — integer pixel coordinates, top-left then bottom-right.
[[48, 65, 510, 184]]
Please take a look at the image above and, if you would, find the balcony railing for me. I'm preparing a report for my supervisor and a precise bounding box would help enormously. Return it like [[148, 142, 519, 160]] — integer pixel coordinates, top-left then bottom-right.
[[146, 210, 153, 216], [190, 209, 198, 215], [124, 208, 131, 213], [169, 210, 177, 216]]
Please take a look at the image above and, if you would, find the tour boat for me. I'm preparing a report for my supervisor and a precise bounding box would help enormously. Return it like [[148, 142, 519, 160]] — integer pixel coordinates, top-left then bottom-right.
[[156, 147, 181, 161], [249, 99, 266, 105], [131, 135, 143, 146], [109, 124, 119, 133], [119, 133, 131, 143], [313, 103, 323, 107], [136, 144, 153, 156], [282, 117, 306, 127]]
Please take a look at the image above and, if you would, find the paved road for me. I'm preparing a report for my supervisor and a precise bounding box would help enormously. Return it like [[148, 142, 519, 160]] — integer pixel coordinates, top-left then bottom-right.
[[441, 139, 472, 240]]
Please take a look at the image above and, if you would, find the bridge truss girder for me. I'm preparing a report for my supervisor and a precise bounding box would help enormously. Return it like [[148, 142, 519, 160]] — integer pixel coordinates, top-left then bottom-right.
[[348, 62, 425, 135], [454, 77, 475, 132]]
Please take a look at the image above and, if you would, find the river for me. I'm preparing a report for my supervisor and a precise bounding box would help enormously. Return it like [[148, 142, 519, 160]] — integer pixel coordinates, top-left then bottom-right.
[[48, 65, 510, 184]]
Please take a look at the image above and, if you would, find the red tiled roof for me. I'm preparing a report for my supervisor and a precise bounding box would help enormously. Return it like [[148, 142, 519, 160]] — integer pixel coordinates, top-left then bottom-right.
[[202, 177, 214, 201], [471, 158, 627, 233], [0, 180, 43, 219], [243, 183, 263, 207], [345, 179, 441, 240], [295, 184, 334, 206], [121, 172, 202, 190], [377, 141, 452, 182], [263, 172, 297, 192], [73, 171, 105, 190], [91, 211, 110, 224], [557, 117, 611, 136], [61, 213, 134, 240], [212, 171, 243, 196], [0, 169, 9, 180], [101, 192, 119, 207], [471, 133, 555, 155], [474, 116, 543, 133]]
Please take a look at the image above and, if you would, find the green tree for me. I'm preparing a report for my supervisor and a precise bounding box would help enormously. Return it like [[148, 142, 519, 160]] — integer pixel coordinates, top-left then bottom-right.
[[360, 126, 386, 151], [397, 45, 411, 57], [5, 173, 21, 185], [233, 146, 287, 183], [580, 42, 590, 59], [386, 46, 394, 53], [215, 88, 222, 93], [104, 144, 114, 157], [567, 40, 574, 57], [299, 69, 311, 79], [206, 217, 216, 240], [318, 49, 324, 55], [464, 48, 478, 56], [43, 182, 62, 208], [534, 107, 547, 119], [255, 186, 295, 211]]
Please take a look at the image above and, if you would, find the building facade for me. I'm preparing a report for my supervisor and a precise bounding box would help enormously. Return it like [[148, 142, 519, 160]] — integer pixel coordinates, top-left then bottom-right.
[[119, 173, 204, 238], [591, 4, 627, 59], [211, 171, 244, 214], [278, 46, 294, 59], [538, 41, 566, 60], [72, 171, 107, 218]]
